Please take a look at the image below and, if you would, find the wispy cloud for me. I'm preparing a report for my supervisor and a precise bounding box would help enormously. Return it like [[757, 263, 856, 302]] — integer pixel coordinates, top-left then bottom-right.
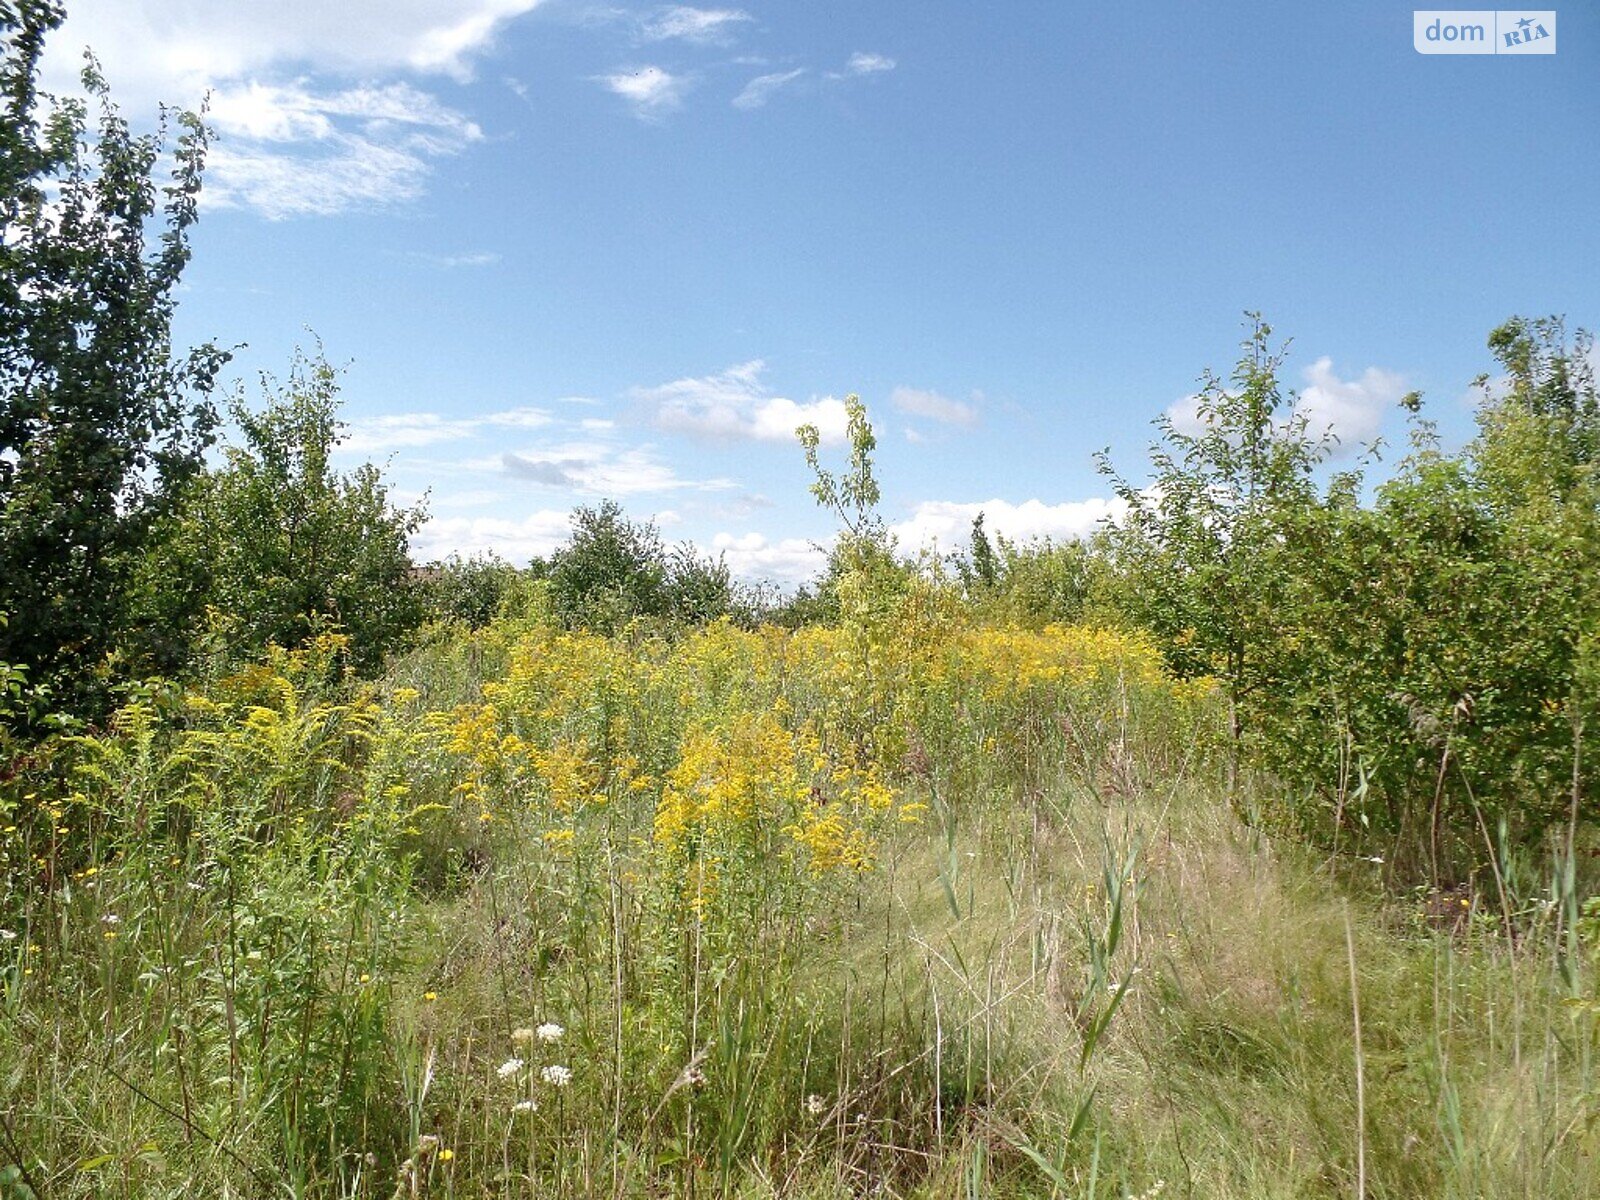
[[641, 7, 751, 44], [596, 65, 690, 116], [404, 250, 503, 268], [44, 0, 547, 97], [342, 414, 482, 454], [43, 2, 543, 219], [891, 386, 978, 426], [341, 406, 553, 455], [200, 80, 485, 219], [636, 360, 851, 443], [844, 51, 896, 76], [732, 67, 805, 109], [496, 440, 734, 495]]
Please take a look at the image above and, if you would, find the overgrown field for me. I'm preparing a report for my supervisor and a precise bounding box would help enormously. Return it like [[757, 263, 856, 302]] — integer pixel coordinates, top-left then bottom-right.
[[4, 612, 1598, 1199]]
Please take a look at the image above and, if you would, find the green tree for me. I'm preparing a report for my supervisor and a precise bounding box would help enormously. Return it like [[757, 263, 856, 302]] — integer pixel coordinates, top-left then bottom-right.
[[136, 353, 427, 674], [1, 1, 228, 716], [419, 553, 524, 630], [798, 395, 885, 548], [960, 513, 1000, 591], [665, 543, 735, 626], [544, 500, 670, 633], [1098, 316, 1336, 778], [1124, 315, 1600, 882]]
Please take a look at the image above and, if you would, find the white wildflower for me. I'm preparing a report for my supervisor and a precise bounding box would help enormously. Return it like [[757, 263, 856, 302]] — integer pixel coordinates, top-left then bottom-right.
[[0, 929, 16, 941], [541, 1064, 572, 1088], [497, 1057, 525, 1079], [804, 1094, 826, 1116], [536, 1022, 564, 1044], [511, 1027, 536, 1045], [512, 1099, 536, 1114]]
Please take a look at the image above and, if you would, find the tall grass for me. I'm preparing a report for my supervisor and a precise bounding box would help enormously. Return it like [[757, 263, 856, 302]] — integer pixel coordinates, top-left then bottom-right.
[[2, 617, 1597, 1197]]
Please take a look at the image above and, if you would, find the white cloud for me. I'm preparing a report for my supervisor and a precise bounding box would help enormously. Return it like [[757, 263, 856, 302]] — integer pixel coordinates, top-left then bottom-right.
[[406, 251, 502, 268], [496, 440, 733, 495], [342, 413, 481, 454], [43, 1, 545, 100], [891, 386, 977, 426], [39, 2, 536, 219], [845, 52, 896, 75], [733, 68, 805, 110], [891, 497, 1125, 554], [1163, 391, 1208, 435], [642, 7, 751, 44], [1292, 357, 1406, 449], [207, 79, 481, 141], [711, 531, 829, 584], [339, 405, 552, 455], [485, 406, 556, 429], [413, 509, 572, 564], [638, 360, 851, 443], [1164, 357, 1406, 455], [596, 66, 689, 116], [202, 81, 484, 218]]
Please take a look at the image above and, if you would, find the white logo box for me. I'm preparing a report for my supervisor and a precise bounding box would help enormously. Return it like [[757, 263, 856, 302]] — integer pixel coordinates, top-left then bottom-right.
[[1414, 10, 1556, 54]]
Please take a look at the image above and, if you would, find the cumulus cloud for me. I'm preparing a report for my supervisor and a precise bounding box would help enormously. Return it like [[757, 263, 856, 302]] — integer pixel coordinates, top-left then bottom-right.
[[890, 386, 978, 426], [711, 531, 829, 584], [40, 2, 539, 218], [641, 7, 751, 44], [412, 509, 571, 564], [637, 360, 851, 444], [1164, 357, 1406, 455], [733, 67, 805, 109], [596, 66, 689, 116], [1292, 357, 1406, 449], [891, 497, 1126, 554]]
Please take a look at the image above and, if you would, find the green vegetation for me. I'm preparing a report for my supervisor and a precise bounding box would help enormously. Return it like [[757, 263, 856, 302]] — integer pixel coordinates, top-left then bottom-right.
[[3, 7, 1600, 1198], [132, 353, 429, 678], [0, 0, 227, 718]]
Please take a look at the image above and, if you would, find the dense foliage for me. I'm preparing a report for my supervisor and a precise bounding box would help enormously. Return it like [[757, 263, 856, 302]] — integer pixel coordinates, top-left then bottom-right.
[[0, 0, 227, 717], [1095, 316, 1600, 883], [133, 354, 429, 676], [536, 500, 743, 633]]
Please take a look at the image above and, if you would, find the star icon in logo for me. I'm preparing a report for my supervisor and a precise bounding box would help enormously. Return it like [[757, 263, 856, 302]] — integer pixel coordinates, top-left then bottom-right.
[[1516, 16, 1534, 31]]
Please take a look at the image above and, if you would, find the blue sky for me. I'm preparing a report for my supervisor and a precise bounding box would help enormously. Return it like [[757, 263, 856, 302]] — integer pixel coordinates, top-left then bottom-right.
[[41, 2, 1600, 582]]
